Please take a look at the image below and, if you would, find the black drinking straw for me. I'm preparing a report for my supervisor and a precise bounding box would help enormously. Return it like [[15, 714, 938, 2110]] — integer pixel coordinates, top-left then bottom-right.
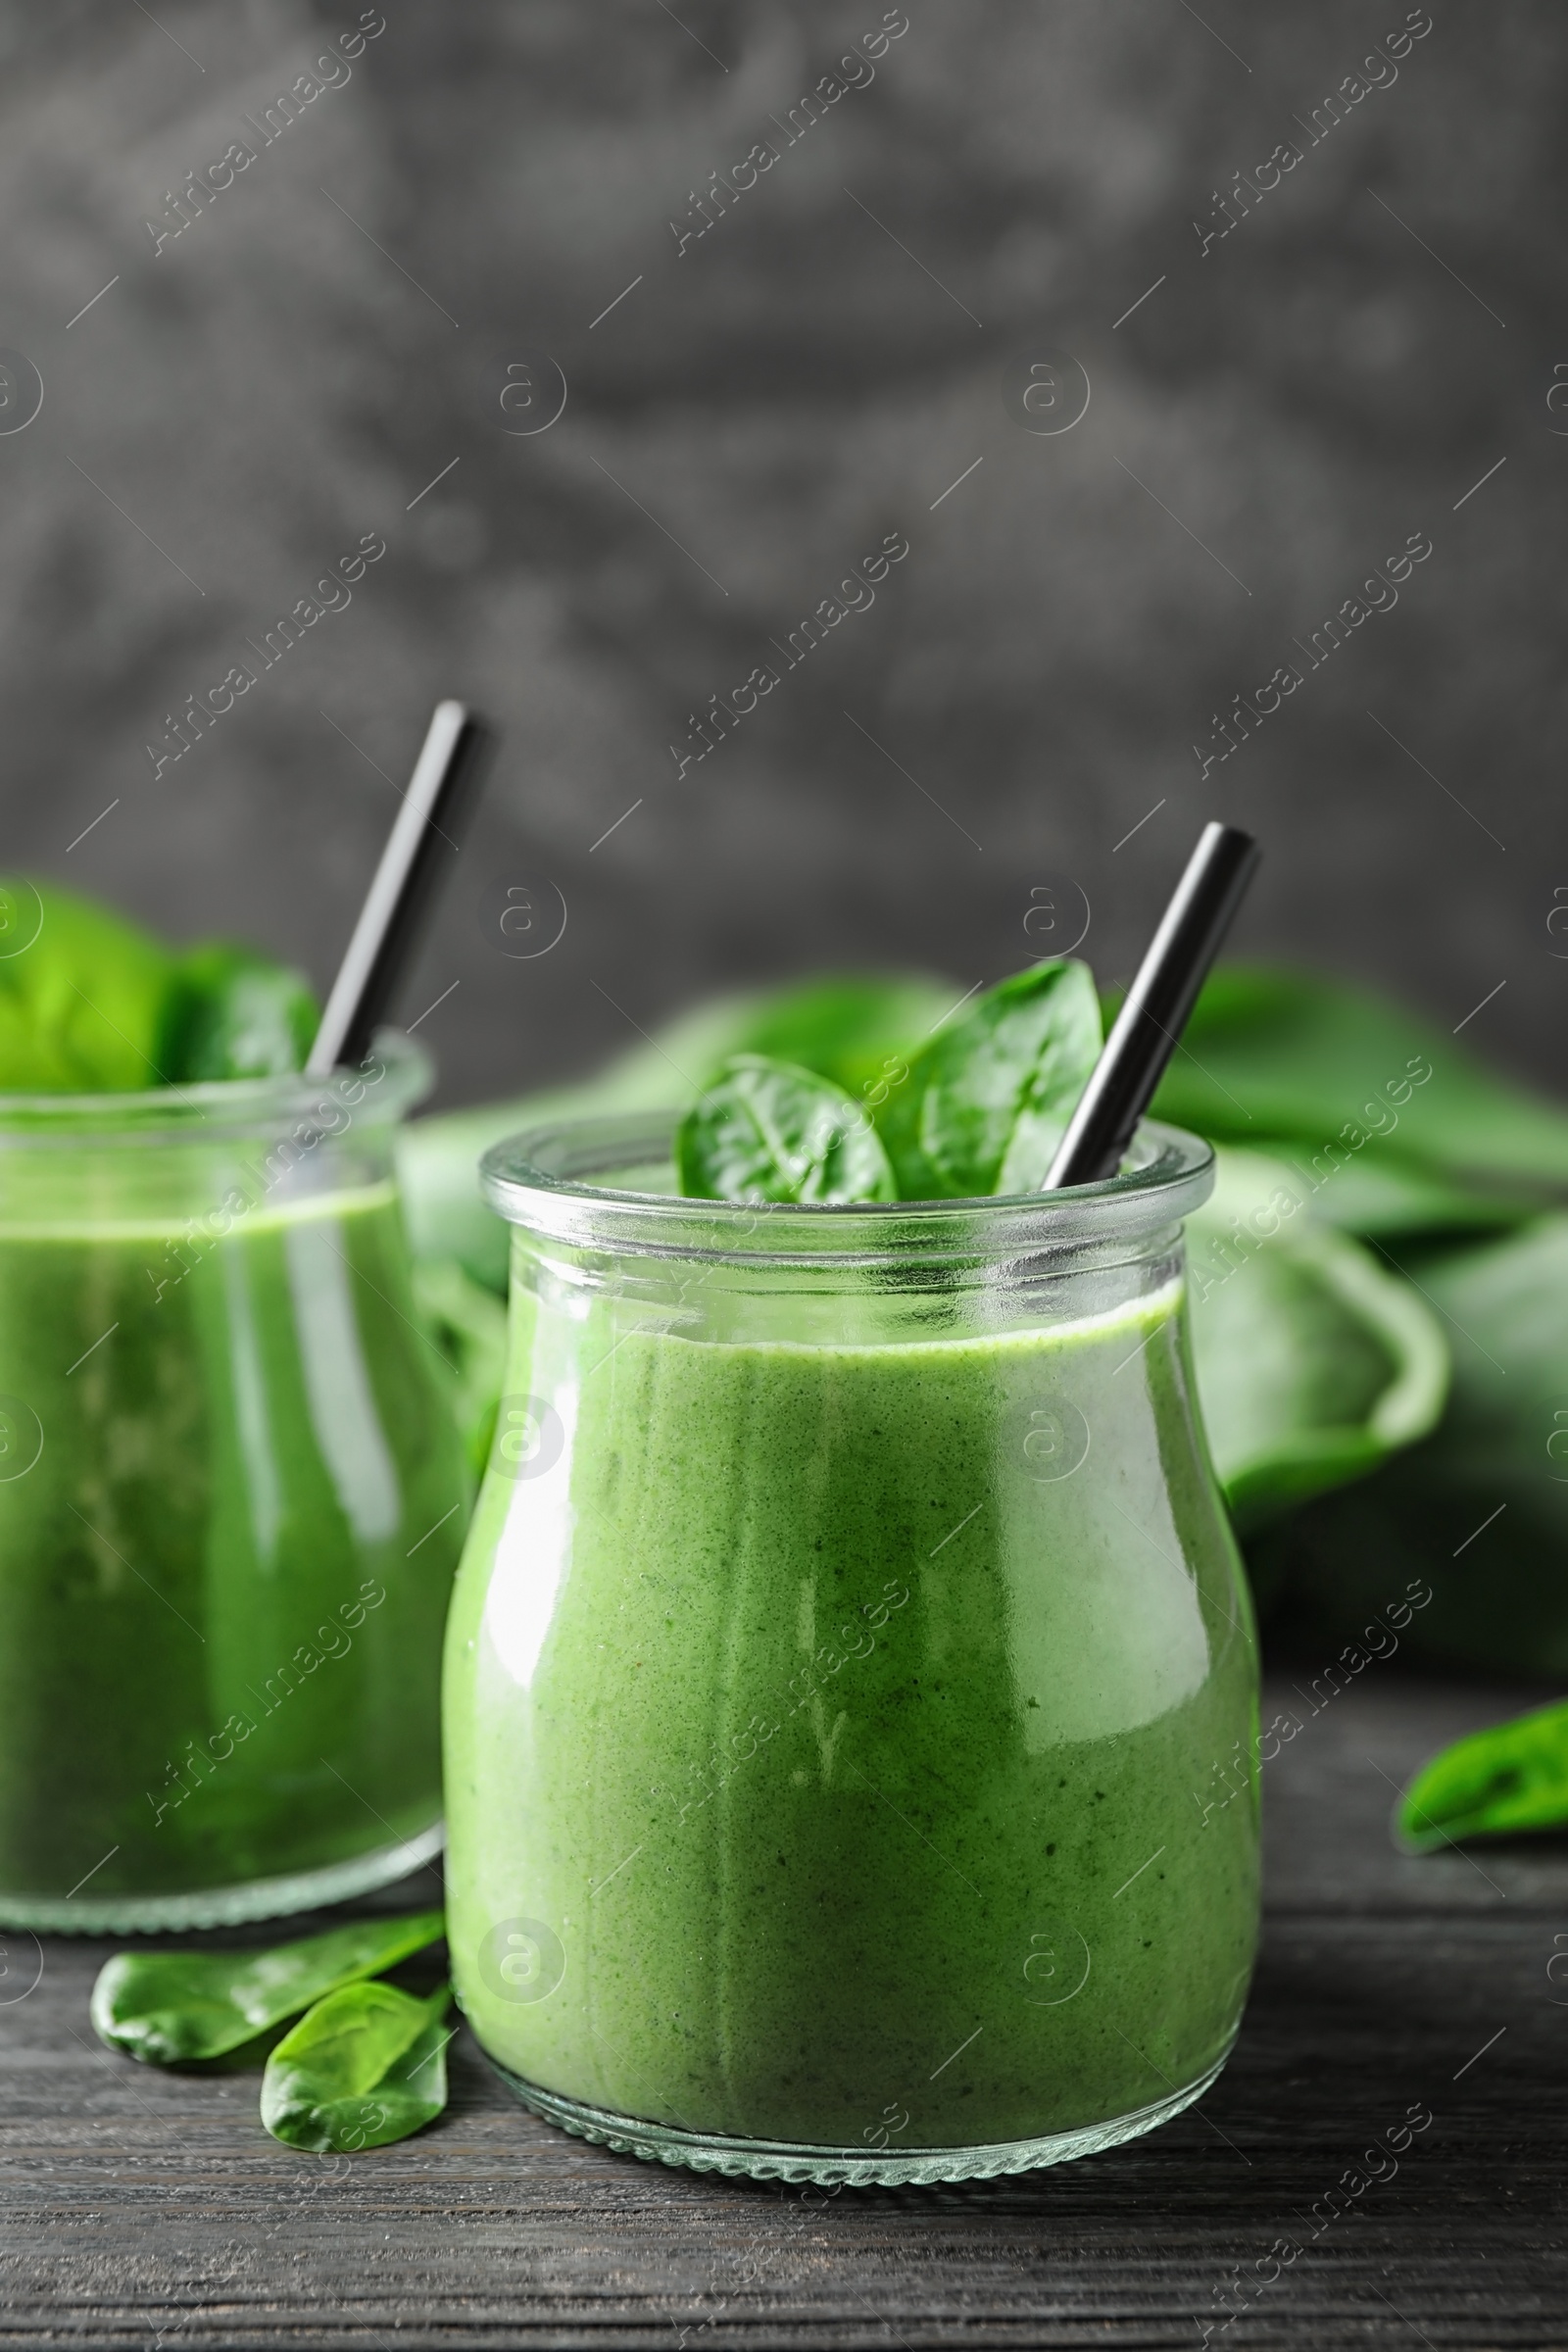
[[1043, 821, 1260, 1190], [306, 701, 492, 1077]]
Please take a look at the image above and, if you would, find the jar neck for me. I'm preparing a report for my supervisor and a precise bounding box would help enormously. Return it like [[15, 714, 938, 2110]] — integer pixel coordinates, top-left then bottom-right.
[[0, 1030, 428, 1146], [509, 1221, 1188, 1352], [0, 1034, 428, 1234], [489, 1114, 1212, 1350]]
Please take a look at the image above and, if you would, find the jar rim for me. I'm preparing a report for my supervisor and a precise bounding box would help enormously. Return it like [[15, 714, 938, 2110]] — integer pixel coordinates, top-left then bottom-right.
[[481, 1112, 1214, 1263], [0, 1028, 429, 1146]]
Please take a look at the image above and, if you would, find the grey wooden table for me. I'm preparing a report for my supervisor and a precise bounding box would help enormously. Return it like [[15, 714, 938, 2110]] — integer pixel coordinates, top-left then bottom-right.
[[1, 1665, 1562, 2350]]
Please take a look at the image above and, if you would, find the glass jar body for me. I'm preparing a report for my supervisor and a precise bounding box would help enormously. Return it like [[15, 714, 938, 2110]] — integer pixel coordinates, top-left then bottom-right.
[[444, 1117, 1259, 2184], [0, 1041, 468, 1932]]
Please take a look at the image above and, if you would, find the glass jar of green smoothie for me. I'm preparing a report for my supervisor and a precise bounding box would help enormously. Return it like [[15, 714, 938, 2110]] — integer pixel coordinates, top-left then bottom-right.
[[0, 1035, 467, 1934], [444, 1112, 1259, 2186]]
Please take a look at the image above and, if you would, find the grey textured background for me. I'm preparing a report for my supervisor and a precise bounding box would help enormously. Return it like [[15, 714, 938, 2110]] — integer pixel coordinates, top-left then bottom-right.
[[1, 0, 1558, 1109]]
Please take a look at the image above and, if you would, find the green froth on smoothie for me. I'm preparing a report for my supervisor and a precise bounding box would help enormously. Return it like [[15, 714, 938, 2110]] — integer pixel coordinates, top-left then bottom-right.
[[444, 1274, 1258, 2150]]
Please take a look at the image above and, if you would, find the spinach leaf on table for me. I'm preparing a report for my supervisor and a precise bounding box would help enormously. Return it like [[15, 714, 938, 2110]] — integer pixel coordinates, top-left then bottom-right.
[[1397, 1697, 1568, 1850], [91, 1908, 446, 2066], [874, 959, 1102, 1199], [1254, 1213, 1568, 1675], [261, 1981, 452, 2151], [1186, 1150, 1448, 1535], [677, 1055, 897, 1204], [1148, 963, 1568, 1207], [1270, 1151, 1536, 1242]]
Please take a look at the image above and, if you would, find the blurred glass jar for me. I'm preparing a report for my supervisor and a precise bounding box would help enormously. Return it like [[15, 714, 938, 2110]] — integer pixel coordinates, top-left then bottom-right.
[[0, 1035, 467, 1932]]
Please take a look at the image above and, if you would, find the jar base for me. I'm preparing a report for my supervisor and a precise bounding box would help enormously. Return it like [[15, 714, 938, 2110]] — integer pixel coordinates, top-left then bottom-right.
[[0, 1819, 445, 1936], [485, 2039, 1236, 2186]]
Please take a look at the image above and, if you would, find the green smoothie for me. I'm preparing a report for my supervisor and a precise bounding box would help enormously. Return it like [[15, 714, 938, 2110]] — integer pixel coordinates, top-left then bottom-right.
[[0, 1179, 467, 1920], [445, 1271, 1259, 2155]]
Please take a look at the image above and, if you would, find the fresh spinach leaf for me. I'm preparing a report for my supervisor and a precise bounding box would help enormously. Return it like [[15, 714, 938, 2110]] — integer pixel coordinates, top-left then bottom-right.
[[722, 973, 953, 1103], [1149, 963, 1568, 1205], [1255, 1213, 1568, 1675], [1396, 1698, 1568, 1850], [677, 1055, 897, 1204], [0, 879, 175, 1093], [399, 954, 1568, 1287], [159, 944, 318, 1081], [0, 881, 323, 1094], [1273, 1152, 1536, 1241], [1186, 1149, 1448, 1534], [874, 960, 1102, 1200], [399, 971, 950, 1291], [261, 1981, 452, 2151], [90, 1908, 446, 2066]]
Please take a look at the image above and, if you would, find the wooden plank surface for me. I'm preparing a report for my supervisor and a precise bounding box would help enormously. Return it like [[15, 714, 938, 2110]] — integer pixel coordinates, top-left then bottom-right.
[[0, 1665, 1563, 2350]]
